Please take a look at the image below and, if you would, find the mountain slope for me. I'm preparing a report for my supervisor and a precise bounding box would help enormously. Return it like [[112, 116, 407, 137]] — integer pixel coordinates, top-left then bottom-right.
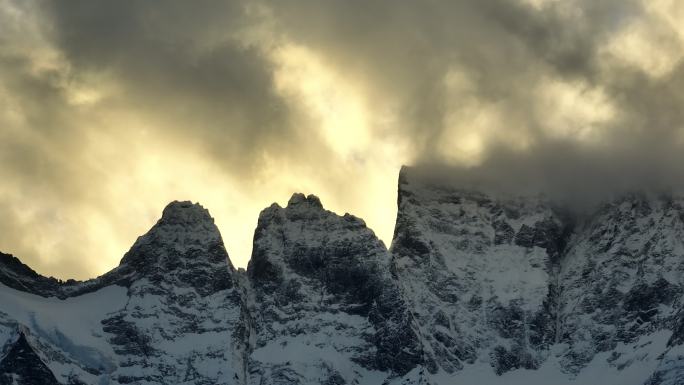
[[246, 193, 422, 385], [390, 166, 567, 377], [390, 166, 684, 384], [0, 201, 246, 384], [558, 194, 684, 384]]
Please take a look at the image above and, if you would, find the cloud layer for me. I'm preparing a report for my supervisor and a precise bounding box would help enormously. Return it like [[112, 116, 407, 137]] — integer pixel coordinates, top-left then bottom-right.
[[1, 0, 683, 279]]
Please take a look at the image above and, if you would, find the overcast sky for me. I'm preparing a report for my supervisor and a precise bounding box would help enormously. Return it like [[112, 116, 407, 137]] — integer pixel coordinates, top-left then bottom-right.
[[1, 0, 683, 279]]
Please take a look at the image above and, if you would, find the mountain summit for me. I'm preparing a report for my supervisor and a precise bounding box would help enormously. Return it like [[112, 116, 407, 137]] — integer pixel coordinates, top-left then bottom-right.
[[115, 200, 234, 293]]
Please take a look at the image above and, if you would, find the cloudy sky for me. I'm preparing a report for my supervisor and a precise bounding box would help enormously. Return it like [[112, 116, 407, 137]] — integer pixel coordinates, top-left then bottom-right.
[[1, 0, 683, 280]]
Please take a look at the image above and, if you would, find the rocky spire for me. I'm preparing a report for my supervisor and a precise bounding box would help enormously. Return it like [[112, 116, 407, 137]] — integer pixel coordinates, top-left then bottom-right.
[[109, 200, 234, 296], [246, 192, 422, 383]]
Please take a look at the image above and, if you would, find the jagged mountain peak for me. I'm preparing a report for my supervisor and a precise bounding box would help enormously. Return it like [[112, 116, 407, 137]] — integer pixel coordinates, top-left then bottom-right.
[[0, 252, 51, 285], [257, 192, 368, 231], [286, 192, 323, 209], [0, 252, 79, 299], [247, 191, 423, 382], [0, 201, 231, 299], [159, 200, 214, 226], [123, 200, 223, 259], [251, 193, 375, 284], [106, 200, 235, 295]]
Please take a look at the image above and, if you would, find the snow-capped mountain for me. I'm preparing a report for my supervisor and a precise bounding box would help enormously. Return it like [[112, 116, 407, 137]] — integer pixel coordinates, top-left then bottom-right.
[[2, 167, 684, 384], [389, 167, 684, 385], [246, 193, 421, 384], [390, 167, 567, 378], [0, 201, 246, 384]]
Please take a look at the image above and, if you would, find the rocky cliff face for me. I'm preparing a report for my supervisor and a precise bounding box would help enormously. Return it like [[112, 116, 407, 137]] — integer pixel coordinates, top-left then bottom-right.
[[0, 332, 60, 385], [0, 201, 246, 384], [390, 166, 568, 377], [558, 194, 684, 384], [390, 166, 684, 384], [2, 169, 684, 384], [94, 201, 247, 384], [246, 193, 421, 384]]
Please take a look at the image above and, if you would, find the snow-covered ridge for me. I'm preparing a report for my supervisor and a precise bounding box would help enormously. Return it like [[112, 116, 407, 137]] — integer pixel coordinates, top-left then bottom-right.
[[246, 191, 421, 384], [0, 200, 229, 299], [3, 168, 684, 384], [391, 165, 684, 384], [1, 199, 245, 384]]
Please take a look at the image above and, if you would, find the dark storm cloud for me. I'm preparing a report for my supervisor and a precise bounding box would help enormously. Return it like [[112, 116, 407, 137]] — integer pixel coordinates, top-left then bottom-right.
[[261, 0, 684, 203], [43, 0, 309, 175], [1, 0, 683, 278], [254, 0, 621, 148], [410, 136, 684, 212], [36, 0, 684, 182]]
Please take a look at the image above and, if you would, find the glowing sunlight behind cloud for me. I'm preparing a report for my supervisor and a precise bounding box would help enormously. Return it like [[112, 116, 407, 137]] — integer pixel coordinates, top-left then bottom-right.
[[2, 0, 684, 279], [273, 44, 371, 159]]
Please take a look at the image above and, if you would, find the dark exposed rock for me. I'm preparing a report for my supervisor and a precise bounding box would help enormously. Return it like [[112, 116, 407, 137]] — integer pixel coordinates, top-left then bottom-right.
[[0, 252, 77, 299], [101, 315, 154, 357], [490, 344, 536, 375], [624, 278, 680, 316], [247, 193, 422, 382], [514, 217, 564, 257], [0, 333, 59, 385], [493, 220, 515, 245], [558, 193, 684, 377]]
